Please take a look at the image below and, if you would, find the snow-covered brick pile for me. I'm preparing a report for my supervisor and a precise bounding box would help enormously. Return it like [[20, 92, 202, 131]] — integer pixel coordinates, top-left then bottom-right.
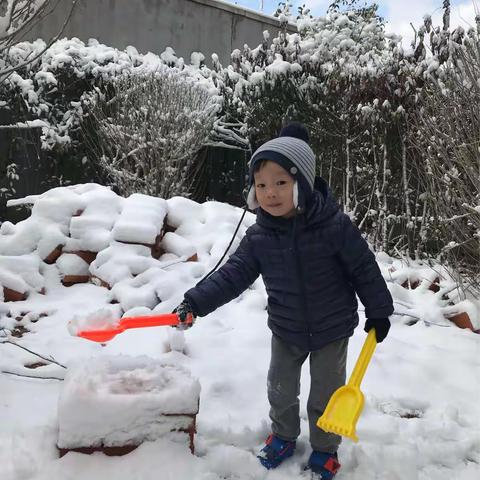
[[56, 253, 90, 285], [111, 194, 167, 246], [1, 184, 252, 320], [377, 252, 480, 332], [65, 186, 124, 253], [1, 183, 477, 333], [90, 193, 169, 288], [57, 355, 200, 453], [0, 254, 44, 301]]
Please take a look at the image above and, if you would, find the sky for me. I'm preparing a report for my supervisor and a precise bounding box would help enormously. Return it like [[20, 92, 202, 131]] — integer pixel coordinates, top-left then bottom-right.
[[1, 183, 479, 479], [225, 0, 478, 47]]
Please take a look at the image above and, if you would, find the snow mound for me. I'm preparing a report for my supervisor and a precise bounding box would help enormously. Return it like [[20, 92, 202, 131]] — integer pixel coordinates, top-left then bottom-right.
[[111, 193, 167, 245], [1, 184, 255, 332], [57, 355, 200, 448]]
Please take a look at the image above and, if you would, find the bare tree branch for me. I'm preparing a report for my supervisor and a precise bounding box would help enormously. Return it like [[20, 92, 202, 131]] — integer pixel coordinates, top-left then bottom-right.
[[2, 338, 66, 368], [1, 369, 64, 380]]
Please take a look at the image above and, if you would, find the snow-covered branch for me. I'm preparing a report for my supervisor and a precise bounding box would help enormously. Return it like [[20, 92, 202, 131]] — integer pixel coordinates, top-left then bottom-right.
[[86, 70, 219, 198], [0, 1, 78, 81]]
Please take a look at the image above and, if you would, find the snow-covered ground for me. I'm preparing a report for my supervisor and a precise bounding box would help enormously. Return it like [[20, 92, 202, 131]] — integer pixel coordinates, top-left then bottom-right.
[[0, 184, 479, 480]]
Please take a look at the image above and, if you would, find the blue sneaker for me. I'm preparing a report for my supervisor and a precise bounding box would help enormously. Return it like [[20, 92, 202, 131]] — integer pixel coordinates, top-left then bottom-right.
[[304, 451, 341, 479], [257, 434, 296, 469]]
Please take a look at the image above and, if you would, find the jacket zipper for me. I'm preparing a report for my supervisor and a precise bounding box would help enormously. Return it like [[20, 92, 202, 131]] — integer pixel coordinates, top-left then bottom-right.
[[291, 221, 311, 350]]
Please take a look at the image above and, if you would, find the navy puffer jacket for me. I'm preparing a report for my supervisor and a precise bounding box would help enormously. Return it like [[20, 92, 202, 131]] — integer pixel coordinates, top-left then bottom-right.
[[185, 178, 394, 351]]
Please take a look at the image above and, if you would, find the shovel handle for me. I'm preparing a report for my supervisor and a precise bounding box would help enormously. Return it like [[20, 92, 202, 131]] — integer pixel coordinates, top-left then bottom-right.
[[347, 329, 377, 388], [119, 313, 182, 330]]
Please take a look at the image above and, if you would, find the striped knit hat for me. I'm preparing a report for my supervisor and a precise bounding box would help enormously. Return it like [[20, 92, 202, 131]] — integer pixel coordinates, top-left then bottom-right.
[[247, 123, 316, 212]]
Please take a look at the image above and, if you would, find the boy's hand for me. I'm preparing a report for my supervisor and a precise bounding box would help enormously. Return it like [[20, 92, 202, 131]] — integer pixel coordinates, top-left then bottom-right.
[[173, 299, 196, 330], [364, 318, 391, 343]]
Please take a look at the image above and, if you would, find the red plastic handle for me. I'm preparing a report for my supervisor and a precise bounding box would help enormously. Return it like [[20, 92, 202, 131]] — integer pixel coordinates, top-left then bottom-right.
[[120, 313, 181, 329]]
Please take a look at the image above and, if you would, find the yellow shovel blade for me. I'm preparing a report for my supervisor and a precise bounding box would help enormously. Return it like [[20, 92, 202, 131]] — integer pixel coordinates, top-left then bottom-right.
[[316, 384, 364, 442], [316, 329, 377, 442]]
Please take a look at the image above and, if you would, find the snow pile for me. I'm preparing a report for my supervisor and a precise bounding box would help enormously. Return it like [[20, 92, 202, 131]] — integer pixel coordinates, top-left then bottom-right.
[[68, 308, 121, 336], [57, 355, 200, 448], [378, 253, 480, 330], [0, 254, 44, 298], [1, 184, 479, 330], [57, 253, 87, 275], [1, 184, 252, 317], [0, 188, 82, 258], [111, 194, 167, 245], [90, 242, 160, 287], [65, 186, 124, 253]]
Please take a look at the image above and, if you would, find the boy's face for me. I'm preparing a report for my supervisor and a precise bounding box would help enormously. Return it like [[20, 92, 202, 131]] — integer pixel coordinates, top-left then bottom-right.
[[254, 160, 296, 218]]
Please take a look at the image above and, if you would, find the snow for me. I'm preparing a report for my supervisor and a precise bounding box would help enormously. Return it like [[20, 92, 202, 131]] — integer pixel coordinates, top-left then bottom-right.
[[160, 232, 196, 260], [90, 242, 157, 285], [56, 253, 90, 277], [111, 194, 167, 245], [12, 119, 49, 129], [0, 267, 29, 295], [58, 355, 200, 448], [0, 254, 44, 292], [68, 308, 121, 336], [265, 54, 302, 77], [0, 185, 479, 479]]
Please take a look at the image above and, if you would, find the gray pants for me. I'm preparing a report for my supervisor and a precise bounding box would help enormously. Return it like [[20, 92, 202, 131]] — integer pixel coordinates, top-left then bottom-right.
[[267, 334, 348, 453]]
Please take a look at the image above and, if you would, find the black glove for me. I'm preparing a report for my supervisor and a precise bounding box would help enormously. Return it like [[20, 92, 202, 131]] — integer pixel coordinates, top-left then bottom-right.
[[364, 318, 391, 343], [173, 299, 196, 330]]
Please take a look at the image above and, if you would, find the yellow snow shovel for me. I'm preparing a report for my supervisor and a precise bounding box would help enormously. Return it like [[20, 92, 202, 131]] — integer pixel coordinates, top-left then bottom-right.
[[316, 329, 377, 442]]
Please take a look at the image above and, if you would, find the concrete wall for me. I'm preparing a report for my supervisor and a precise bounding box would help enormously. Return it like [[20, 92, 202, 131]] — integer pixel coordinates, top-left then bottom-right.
[[28, 0, 295, 65]]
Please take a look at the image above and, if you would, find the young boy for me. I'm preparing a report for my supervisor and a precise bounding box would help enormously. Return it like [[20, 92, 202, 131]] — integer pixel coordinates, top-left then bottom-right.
[[174, 123, 393, 478]]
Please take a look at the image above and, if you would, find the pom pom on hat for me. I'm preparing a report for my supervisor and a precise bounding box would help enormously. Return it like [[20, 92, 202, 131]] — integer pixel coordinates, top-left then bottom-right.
[[279, 122, 310, 143]]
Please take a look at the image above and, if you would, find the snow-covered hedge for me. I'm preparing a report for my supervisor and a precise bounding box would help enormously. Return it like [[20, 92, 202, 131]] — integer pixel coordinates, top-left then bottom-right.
[[1, 38, 221, 151]]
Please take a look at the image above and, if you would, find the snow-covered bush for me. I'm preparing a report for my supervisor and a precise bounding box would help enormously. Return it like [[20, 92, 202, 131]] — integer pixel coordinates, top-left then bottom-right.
[[0, 38, 224, 212], [215, 1, 478, 287], [410, 33, 480, 295], [0, 38, 221, 151], [217, 3, 411, 250], [86, 70, 219, 198], [0, 1, 77, 79]]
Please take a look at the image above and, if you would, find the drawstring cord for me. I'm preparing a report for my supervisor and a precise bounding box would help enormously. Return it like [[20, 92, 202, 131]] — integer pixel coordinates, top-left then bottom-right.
[[196, 204, 249, 286]]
